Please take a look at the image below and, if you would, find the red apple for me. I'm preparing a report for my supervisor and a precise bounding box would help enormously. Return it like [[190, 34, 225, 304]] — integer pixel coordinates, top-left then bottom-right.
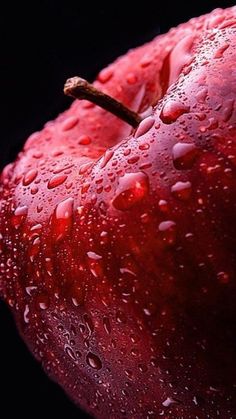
[[1, 6, 236, 418]]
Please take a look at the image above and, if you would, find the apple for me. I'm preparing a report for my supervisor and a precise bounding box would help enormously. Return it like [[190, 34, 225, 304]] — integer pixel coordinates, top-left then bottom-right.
[[1, 5, 236, 418]]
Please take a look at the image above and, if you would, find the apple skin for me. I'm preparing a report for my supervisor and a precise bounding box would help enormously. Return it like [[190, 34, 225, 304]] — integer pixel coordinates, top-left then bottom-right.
[[0, 6, 236, 419]]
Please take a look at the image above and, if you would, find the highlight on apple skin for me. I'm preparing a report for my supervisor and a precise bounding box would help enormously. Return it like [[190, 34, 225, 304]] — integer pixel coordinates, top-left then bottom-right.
[[0, 6, 236, 419]]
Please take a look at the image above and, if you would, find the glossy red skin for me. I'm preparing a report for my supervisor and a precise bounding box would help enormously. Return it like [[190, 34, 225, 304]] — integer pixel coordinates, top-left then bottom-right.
[[1, 6, 236, 419]]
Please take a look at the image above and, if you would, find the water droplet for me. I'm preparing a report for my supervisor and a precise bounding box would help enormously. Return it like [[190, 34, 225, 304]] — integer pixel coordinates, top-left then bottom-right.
[[217, 271, 230, 284], [214, 43, 229, 59], [23, 169, 38, 186], [116, 310, 127, 323], [171, 181, 192, 201], [48, 174, 68, 189], [65, 344, 77, 360], [103, 317, 111, 334], [139, 142, 150, 151], [87, 252, 103, 277], [24, 304, 30, 323], [11, 205, 28, 228], [162, 397, 179, 407], [33, 151, 43, 159], [172, 142, 198, 170], [86, 352, 102, 370], [26, 286, 37, 296], [112, 172, 149, 211], [78, 134, 92, 145], [196, 87, 208, 103], [140, 56, 151, 67], [55, 197, 74, 219], [28, 237, 41, 261], [126, 73, 137, 85], [158, 221, 176, 246], [222, 99, 234, 122], [127, 155, 140, 164], [37, 294, 50, 310], [52, 198, 74, 241], [160, 100, 190, 124], [100, 149, 114, 169], [98, 67, 113, 83], [135, 116, 155, 138], [87, 251, 102, 260], [61, 116, 79, 131], [158, 199, 168, 212]]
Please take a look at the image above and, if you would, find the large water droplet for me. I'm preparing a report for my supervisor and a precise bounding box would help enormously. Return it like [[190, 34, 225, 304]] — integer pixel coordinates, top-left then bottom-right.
[[172, 142, 198, 170], [112, 172, 149, 211], [160, 100, 190, 124], [48, 174, 68, 189]]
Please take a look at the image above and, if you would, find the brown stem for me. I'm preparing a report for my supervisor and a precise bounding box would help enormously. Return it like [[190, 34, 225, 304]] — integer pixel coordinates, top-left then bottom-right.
[[64, 77, 142, 128]]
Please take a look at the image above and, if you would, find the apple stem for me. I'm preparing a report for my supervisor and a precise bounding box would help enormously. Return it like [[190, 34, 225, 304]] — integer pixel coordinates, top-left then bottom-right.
[[64, 77, 142, 128]]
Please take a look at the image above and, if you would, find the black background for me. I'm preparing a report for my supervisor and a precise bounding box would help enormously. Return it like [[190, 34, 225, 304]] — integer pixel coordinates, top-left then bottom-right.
[[0, 1, 235, 417]]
